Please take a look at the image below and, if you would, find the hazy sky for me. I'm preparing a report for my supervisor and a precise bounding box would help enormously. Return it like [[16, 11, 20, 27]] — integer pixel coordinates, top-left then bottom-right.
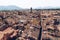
[[0, 0, 60, 8]]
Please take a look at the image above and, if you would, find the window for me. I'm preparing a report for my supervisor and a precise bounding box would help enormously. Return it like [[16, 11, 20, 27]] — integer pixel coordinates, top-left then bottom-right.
[[54, 19, 59, 25]]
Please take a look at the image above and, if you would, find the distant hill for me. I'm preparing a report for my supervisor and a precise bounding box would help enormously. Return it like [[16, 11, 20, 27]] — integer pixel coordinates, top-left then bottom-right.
[[0, 5, 22, 10], [35, 7, 60, 9]]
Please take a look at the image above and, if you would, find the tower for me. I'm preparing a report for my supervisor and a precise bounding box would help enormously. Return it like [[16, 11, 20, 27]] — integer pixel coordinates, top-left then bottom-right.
[[30, 7, 32, 13]]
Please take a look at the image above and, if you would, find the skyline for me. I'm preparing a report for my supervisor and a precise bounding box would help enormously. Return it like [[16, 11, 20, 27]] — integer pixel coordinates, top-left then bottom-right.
[[0, 0, 60, 9]]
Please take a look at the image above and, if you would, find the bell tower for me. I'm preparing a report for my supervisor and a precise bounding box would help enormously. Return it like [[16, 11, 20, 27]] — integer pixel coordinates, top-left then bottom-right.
[[30, 7, 32, 13]]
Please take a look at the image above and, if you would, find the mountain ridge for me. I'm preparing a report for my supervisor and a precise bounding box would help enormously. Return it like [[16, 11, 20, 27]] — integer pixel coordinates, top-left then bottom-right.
[[0, 5, 22, 10]]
